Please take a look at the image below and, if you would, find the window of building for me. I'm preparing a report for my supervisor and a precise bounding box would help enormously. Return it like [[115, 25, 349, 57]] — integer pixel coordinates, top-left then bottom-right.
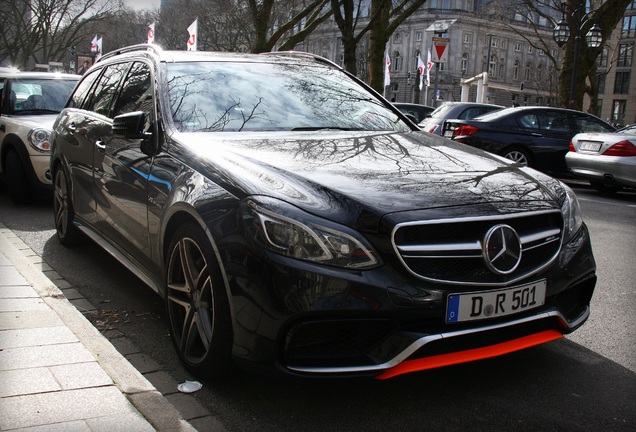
[[513, 60, 520, 80], [538, 49, 545, 56], [415, 31, 422, 42], [461, 53, 469, 73], [537, 64, 544, 81], [612, 100, 626, 124], [394, 52, 402, 71], [623, 16, 636, 38], [527, 45, 533, 54], [394, 33, 402, 43], [597, 74, 606, 94], [515, 42, 522, 52], [614, 71, 631, 94], [598, 48, 609, 67], [525, 62, 532, 81], [463, 33, 472, 44], [498, 58, 504, 78], [489, 54, 496, 76], [491, 38, 499, 48], [618, 44, 633, 67]]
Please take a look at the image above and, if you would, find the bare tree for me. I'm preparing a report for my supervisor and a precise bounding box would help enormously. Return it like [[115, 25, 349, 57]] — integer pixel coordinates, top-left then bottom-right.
[[487, 0, 631, 111], [366, 0, 430, 93], [0, 0, 118, 69]]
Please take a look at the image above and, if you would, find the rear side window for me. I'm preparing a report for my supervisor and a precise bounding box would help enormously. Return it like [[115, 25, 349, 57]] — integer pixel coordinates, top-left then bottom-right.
[[111, 62, 153, 118], [86, 62, 130, 117]]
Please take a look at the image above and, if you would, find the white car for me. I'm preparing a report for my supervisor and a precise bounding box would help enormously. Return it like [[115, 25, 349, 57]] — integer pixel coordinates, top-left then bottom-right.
[[566, 124, 636, 194], [0, 70, 79, 203]]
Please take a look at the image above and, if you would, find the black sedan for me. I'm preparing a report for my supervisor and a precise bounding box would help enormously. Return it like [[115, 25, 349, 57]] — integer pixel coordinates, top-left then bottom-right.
[[443, 106, 615, 176], [51, 46, 597, 380]]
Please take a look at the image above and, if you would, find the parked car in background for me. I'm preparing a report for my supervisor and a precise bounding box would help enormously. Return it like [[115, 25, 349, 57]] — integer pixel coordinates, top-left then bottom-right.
[[444, 106, 616, 177], [566, 124, 636, 193], [0, 70, 79, 203], [419, 101, 503, 135], [51, 44, 596, 380], [393, 102, 435, 124]]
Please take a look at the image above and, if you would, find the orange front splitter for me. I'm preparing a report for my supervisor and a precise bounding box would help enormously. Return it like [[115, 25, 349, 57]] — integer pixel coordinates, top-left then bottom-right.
[[375, 329, 563, 380]]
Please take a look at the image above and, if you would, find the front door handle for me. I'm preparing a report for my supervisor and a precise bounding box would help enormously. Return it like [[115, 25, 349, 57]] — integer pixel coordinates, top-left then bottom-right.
[[95, 140, 106, 152]]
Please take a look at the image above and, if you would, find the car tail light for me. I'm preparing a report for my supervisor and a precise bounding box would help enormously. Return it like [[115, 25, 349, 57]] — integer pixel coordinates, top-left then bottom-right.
[[453, 124, 479, 137], [603, 140, 636, 157], [569, 141, 576, 152]]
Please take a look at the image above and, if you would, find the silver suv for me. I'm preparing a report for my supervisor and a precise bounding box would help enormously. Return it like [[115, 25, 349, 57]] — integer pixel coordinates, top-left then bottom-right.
[[0, 70, 79, 203]]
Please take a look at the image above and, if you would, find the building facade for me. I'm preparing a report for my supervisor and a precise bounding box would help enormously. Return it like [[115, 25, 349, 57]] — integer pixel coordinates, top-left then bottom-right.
[[300, 0, 635, 125]]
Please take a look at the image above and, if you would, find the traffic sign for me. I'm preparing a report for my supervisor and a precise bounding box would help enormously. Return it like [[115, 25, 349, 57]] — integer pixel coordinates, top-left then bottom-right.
[[432, 37, 449, 63]]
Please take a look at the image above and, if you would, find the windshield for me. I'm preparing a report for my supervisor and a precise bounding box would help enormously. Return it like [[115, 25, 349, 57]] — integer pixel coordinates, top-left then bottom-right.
[[11, 78, 78, 114], [166, 61, 409, 133]]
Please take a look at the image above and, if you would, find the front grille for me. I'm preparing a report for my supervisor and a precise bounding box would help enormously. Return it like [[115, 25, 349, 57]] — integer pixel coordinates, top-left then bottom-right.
[[392, 210, 563, 286]]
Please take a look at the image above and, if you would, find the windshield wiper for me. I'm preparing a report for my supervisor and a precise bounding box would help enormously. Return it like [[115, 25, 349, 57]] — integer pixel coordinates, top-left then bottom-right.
[[291, 127, 364, 131], [16, 109, 60, 114]]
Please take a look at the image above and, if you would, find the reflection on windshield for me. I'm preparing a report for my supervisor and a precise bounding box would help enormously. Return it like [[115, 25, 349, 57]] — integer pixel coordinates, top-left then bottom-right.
[[11, 79, 78, 113], [166, 62, 409, 133]]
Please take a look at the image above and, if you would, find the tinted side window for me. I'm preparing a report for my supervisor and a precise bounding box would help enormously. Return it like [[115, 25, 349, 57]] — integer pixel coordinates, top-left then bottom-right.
[[540, 111, 570, 133], [112, 62, 153, 118], [86, 62, 130, 117], [517, 113, 540, 129], [573, 115, 615, 133], [70, 69, 102, 108]]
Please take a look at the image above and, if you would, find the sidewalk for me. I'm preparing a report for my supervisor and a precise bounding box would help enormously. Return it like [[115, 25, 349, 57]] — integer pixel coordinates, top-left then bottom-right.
[[0, 222, 197, 432]]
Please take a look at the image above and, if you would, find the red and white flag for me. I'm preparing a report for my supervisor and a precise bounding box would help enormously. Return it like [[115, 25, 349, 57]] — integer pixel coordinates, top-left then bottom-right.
[[148, 23, 155, 44], [417, 54, 425, 90], [426, 49, 433, 87], [187, 19, 198, 51], [90, 35, 98, 52], [384, 52, 391, 88], [95, 37, 103, 60]]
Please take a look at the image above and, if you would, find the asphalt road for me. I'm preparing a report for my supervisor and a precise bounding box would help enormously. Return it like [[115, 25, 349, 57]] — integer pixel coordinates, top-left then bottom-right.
[[0, 181, 634, 432]]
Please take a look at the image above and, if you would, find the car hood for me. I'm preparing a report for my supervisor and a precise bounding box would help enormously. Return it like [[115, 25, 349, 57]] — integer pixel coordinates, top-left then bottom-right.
[[7, 113, 58, 129], [174, 130, 562, 229]]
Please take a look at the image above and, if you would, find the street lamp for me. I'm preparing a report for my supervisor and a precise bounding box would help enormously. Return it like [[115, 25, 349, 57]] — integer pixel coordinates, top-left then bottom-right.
[[553, 1, 603, 109]]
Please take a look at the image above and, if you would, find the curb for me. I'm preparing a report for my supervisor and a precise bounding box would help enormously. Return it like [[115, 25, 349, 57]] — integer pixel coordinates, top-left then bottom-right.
[[0, 222, 207, 431]]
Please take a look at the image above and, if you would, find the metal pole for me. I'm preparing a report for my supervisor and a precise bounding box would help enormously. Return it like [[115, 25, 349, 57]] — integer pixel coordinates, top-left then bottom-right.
[[570, 33, 580, 109]]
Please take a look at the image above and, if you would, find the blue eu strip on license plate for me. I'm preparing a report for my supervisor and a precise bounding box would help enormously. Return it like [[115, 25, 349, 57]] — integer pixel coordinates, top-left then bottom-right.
[[446, 280, 547, 323]]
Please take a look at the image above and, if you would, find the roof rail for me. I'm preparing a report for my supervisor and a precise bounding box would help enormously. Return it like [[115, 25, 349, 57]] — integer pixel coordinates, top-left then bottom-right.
[[97, 44, 163, 63], [260, 51, 341, 69]]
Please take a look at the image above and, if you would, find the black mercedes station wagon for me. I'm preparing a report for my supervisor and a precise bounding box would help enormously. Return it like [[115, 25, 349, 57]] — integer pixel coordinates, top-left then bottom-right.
[[50, 45, 596, 379]]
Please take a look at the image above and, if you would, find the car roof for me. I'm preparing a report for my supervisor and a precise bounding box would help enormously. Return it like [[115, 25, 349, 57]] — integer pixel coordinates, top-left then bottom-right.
[[97, 44, 340, 68]]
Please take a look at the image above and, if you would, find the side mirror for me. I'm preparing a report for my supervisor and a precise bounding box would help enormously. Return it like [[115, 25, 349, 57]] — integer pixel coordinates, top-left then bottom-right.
[[113, 111, 150, 140]]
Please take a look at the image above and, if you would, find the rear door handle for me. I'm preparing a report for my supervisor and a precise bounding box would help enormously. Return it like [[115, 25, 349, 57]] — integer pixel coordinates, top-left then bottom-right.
[[67, 122, 77, 132]]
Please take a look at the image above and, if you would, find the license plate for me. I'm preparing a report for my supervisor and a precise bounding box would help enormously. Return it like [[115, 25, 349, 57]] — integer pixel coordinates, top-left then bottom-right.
[[443, 130, 454, 138], [579, 141, 602, 152], [446, 280, 547, 323]]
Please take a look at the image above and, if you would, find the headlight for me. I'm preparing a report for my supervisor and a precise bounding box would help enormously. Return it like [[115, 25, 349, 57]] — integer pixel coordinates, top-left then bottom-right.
[[560, 183, 583, 243], [245, 198, 380, 269], [28, 128, 51, 152]]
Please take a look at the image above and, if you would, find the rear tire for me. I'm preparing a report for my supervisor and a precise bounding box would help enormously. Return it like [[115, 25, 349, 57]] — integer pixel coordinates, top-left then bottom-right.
[[53, 165, 84, 245], [590, 181, 621, 194], [4, 149, 31, 204], [165, 223, 234, 378], [501, 146, 531, 167]]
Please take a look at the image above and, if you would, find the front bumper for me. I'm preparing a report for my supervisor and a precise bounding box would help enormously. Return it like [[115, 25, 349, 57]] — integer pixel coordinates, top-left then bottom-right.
[[225, 223, 596, 379]]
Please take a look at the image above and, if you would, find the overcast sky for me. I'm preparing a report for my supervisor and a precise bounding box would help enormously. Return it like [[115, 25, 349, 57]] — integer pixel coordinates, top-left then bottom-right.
[[124, 0, 161, 10]]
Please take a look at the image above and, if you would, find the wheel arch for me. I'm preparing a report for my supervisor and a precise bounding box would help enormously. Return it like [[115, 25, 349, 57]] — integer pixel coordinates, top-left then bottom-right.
[[161, 207, 234, 312]]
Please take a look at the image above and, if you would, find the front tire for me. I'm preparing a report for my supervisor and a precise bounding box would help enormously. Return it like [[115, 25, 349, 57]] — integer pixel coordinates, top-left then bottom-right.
[[165, 223, 234, 378], [4, 149, 31, 204]]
